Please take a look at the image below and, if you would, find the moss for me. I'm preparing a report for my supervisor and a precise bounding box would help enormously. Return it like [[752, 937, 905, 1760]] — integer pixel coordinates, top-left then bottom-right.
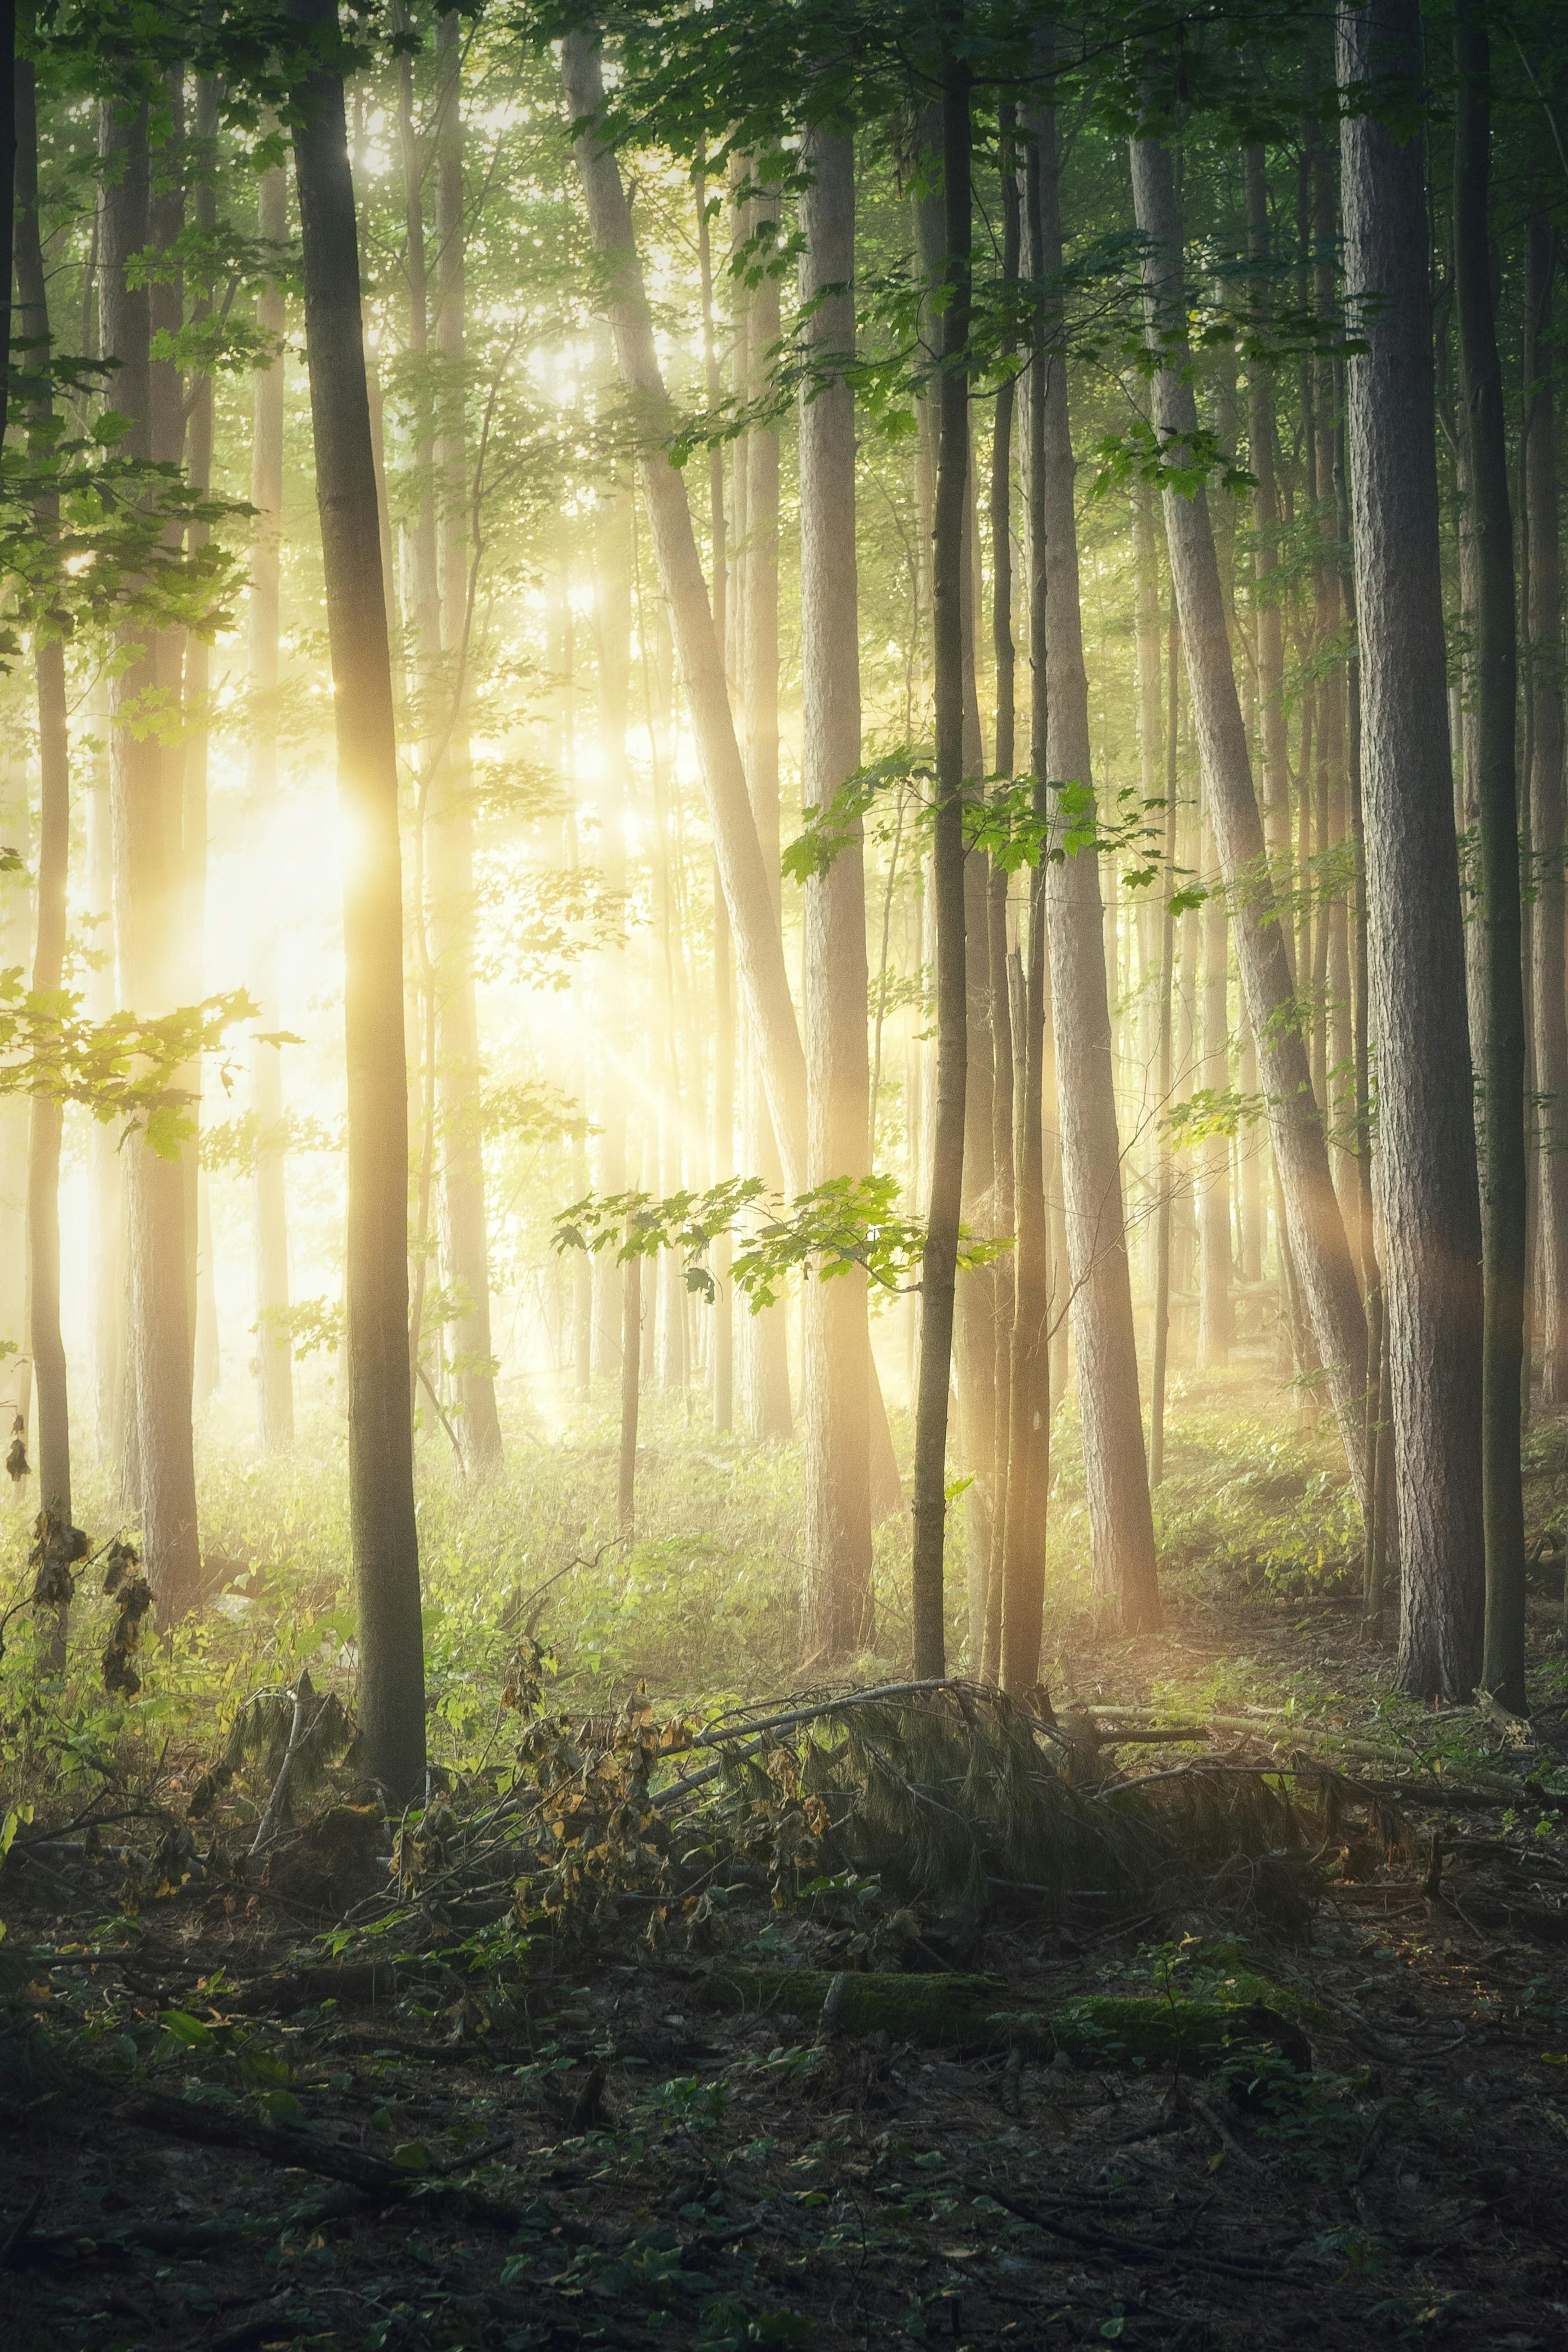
[[704, 1967, 1309, 2071]]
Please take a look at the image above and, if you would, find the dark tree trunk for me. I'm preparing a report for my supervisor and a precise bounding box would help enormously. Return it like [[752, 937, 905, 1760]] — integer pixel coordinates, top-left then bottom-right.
[[290, 0, 425, 1799], [1339, 0, 1484, 1699], [1129, 123, 1370, 1508], [250, 156, 294, 1454], [16, 56, 68, 1533], [1244, 147, 1292, 888], [1453, 0, 1527, 1711], [997, 95, 1051, 1694], [1038, 83, 1159, 1633], [799, 125, 874, 1663], [100, 91, 203, 1617], [912, 36, 971, 1680], [1527, 214, 1568, 1417]]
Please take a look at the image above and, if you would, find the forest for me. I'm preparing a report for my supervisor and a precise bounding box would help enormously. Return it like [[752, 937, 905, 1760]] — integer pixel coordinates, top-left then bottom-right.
[[4, 0, 1568, 2343]]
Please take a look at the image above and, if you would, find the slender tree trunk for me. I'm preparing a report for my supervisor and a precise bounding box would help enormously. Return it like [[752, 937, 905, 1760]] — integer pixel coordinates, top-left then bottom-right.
[[432, 11, 503, 1470], [1197, 790, 1232, 1371], [619, 1239, 641, 1534], [251, 156, 294, 1453], [16, 56, 68, 1531], [1038, 85, 1158, 1632], [290, 0, 424, 1799], [592, 472, 632, 1376], [1339, 0, 1484, 1699], [998, 88, 1052, 1693], [1453, 0, 1527, 1711], [1245, 147, 1292, 893], [911, 36, 971, 1680], [561, 32, 806, 1192], [798, 125, 873, 1662], [184, 74, 221, 1411], [87, 675, 123, 1467], [1528, 214, 1568, 1417], [1129, 123, 1370, 1508], [100, 91, 203, 1615]]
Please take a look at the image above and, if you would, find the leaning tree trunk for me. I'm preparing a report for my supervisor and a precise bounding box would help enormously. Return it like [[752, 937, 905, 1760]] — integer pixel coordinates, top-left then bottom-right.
[[560, 31, 806, 1193], [100, 91, 203, 1617], [1454, 0, 1527, 1712], [250, 154, 294, 1454], [290, 0, 424, 1800], [911, 38, 972, 1681], [798, 125, 874, 1664], [1036, 84, 1160, 1635], [16, 55, 69, 1533], [1527, 211, 1568, 1418], [432, 10, 503, 1471], [1129, 122, 1370, 1508], [1339, 0, 1484, 1699]]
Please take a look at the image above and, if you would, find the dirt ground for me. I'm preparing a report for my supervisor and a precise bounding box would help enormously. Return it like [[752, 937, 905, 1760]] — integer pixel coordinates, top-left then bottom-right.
[[4, 1594, 1568, 2352]]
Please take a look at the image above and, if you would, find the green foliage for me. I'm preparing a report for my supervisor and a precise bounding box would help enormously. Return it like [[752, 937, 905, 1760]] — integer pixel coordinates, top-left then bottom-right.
[[554, 1172, 1009, 1310]]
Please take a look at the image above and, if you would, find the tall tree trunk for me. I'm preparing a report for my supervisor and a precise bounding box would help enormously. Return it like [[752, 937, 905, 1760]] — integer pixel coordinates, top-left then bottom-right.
[[1245, 146, 1292, 891], [290, 0, 424, 1799], [87, 676, 123, 1466], [16, 55, 68, 1530], [1453, 0, 1527, 1711], [1038, 85, 1159, 1633], [185, 74, 221, 1411], [799, 125, 873, 1663], [1339, 0, 1484, 1699], [1129, 123, 1370, 1508], [735, 154, 792, 1440], [996, 116, 1053, 1689], [1197, 790, 1232, 1371], [1527, 213, 1568, 1417], [592, 472, 632, 1376], [432, 10, 503, 1470], [561, 32, 807, 1192], [911, 34, 971, 1681], [100, 91, 203, 1615], [250, 156, 294, 1453]]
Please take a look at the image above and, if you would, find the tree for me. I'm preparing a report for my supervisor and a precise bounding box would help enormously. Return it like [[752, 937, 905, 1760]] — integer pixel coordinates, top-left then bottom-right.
[[799, 121, 873, 1663], [250, 150, 294, 1456], [1527, 206, 1568, 1419], [1035, 79, 1159, 1637], [289, 0, 425, 1800], [100, 85, 203, 1617], [1454, 0, 1527, 1712], [431, 8, 504, 1471], [1339, 0, 1484, 1698], [16, 47, 70, 1535], [1129, 114, 1370, 1512], [559, 28, 807, 1197], [911, 27, 971, 1681]]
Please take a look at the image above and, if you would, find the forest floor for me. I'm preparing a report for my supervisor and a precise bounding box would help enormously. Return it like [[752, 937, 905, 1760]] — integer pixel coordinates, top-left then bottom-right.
[[5, 1569, 1568, 2352]]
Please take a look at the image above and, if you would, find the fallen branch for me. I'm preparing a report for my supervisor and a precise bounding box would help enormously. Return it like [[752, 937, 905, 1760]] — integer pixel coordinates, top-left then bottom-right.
[[121, 2091, 528, 2232]]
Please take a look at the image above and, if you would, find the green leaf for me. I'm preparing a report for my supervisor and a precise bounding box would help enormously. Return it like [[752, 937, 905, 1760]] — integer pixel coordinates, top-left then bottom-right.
[[392, 2140, 432, 2172]]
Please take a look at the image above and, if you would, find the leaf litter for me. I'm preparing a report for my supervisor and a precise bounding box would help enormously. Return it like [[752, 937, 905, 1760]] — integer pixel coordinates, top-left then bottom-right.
[[3, 1620, 1568, 2350]]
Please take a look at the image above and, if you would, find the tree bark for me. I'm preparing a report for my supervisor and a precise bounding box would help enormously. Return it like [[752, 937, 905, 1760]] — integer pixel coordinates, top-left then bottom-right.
[[290, 0, 424, 1799], [432, 10, 503, 1470], [1129, 123, 1370, 1508], [250, 154, 294, 1454], [1244, 146, 1292, 890], [1339, 0, 1484, 1699], [1037, 87, 1159, 1633], [592, 472, 632, 1377], [560, 31, 806, 1195], [1453, 0, 1526, 1711], [799, 125, 874, 1663], [1527, 213, 1568, 1417], [100, 90, 203, 1616], [911, 35, 971, 1681], [16, 54, 68, 1530]]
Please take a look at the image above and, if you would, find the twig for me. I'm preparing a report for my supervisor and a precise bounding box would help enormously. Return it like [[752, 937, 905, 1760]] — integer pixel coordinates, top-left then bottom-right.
[[248, 1670, 325, 1859]]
